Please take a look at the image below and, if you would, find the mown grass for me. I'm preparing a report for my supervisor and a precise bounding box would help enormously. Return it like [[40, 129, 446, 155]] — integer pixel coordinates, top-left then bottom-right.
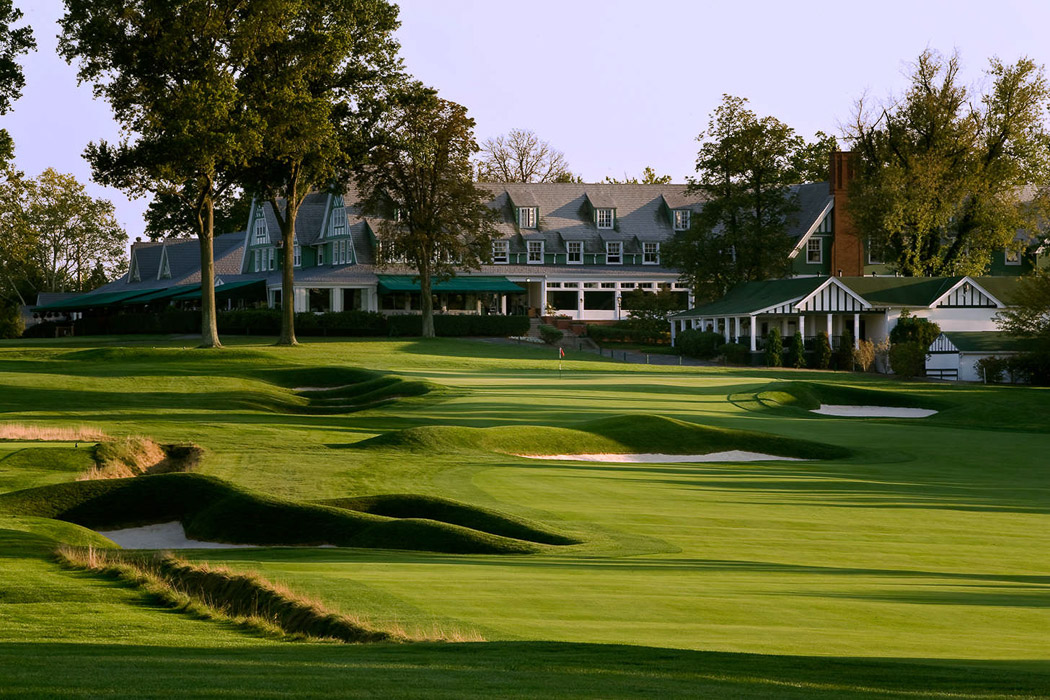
[[754, 379, 948, 413], [0, 336, 1047, 697]]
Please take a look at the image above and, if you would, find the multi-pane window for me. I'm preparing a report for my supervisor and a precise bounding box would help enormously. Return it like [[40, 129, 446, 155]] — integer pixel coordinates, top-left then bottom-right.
[[606, 241, 622, 264], [596, 208, 614, 229], [254, 249, 261, 272], [673, 210, 690, 231], [268, 248, 275, 270], [867, 247, 882, 265], [332, 207, 346, 232], [1005, 248, 1021, 265], [807, 238, 822, 264], [643, 241, 660, 264], [293, 244, 302, 268], [254, 214, 267, 242], [317, 245, 325, 265], [518, 207, 537, 229], [492, 240, 509, 263], [527, 240, 544, 264], [566, 241, 583, 264]]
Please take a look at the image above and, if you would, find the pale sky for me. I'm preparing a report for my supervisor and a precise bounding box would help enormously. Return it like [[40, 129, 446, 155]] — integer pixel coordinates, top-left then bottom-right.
[[4, 0, 1047, 244]]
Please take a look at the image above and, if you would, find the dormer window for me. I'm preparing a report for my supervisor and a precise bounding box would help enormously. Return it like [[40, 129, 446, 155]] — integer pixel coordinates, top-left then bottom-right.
[[254, 214, 267, 242], [807, 238, 823, 264], [293, 244, 301, 268], [567, 241, 583, 264], [130, 257, 140, 282], [606, 241, 622, 264], [517, 206, 537, 229], [159, 254, 171, 279], [1005, 248, 1021, 265], [673, 210, 690, 231], [527, 240, 544, 264], [253, 249, 262, 272], [643, 241, 659, 265], [492, 240, 509, 264], [317, 245, 325, 265], [332, 207, 346, 232], [596, 208, 614, 229]]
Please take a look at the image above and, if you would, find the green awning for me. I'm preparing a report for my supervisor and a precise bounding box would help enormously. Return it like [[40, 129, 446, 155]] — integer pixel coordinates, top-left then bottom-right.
[[34, 288, 159, 311], [117, 284, 200, 305], [376, 275, 524, 294], [168, 279, 266, 300]]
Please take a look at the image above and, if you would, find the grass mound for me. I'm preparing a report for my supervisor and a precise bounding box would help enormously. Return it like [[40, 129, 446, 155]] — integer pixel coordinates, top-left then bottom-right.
[[255, 366, 443, 413], [0, 473, 543, 554], [318, 494, 580, 545], [757, 381, 946, 413], [57, 547, 411, 643], [358, 414, 850, 461], [82, 439, 203, 480]]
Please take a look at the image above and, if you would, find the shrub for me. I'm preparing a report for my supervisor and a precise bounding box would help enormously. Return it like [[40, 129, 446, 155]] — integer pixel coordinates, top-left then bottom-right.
[[588, 324, 670, 345], [974, 355, 1007, 383], [0, 303, 24, 339], [720, 342, 751, 365], [676, 329, 725, 359], [787, 332, 806, 369], [837, 329, 855, 371], [387, 314, 528, 338], [815, 331, 832, 369], [538, 324, 563, 345], [219, 309, 282, 335], [765, 328, 783, 367], [1005, 351, 1050, 386], [889, 340, 927, 378], [620, 289, 687, 340], [890, 309, 941, 349], [853, 338, 875, 372]]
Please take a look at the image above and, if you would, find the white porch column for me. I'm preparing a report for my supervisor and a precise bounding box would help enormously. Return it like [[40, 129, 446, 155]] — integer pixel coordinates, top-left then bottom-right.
[[614, 289, 622, 321], [749, 315, 757, 352], [781, 317, 789, 336], [331, 288, 341, 312], [723, 317, 731, 343], [826, 313, 832, 340], [853, 313, 860, 348], [734, 316, 741, 343], [798, 315, 805, 339], [540, 280, 548, 316], [690, 318, 698, 330], [670, 318, 677, 345], [577, 288, 585, 321], [500, 294, 507, 315]]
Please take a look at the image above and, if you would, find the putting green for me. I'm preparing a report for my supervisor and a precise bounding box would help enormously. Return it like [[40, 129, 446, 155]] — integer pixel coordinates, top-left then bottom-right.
[[0, 336, 1047, 697]]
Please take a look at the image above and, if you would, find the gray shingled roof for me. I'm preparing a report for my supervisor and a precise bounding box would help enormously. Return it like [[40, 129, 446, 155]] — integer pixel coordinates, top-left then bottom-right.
[[259, 192, 330, 246]]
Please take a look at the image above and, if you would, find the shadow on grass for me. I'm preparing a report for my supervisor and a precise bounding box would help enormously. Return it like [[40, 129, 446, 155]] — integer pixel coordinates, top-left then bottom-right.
[[0, 641, 1046, 698]]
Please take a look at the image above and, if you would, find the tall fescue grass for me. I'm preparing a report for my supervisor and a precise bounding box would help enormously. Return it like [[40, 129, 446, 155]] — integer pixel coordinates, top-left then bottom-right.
[[78, 438, 202, 481], [0, 423, 108, 442], [55, 546, 482, 644]]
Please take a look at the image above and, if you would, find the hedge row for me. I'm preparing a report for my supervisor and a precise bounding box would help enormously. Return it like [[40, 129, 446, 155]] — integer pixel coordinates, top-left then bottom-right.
[[586, 324, 670, 345], [24, 309, 529, 339]]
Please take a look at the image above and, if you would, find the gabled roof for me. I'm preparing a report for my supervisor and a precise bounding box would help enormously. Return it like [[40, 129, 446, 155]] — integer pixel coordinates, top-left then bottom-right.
[[840, 276, 964, 307], [674, 276, 827, 317], [257, 192, 330, 246], [939, 331, 1029, 353]]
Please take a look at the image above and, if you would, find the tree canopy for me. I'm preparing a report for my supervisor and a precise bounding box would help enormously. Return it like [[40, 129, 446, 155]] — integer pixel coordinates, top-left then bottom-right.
[[603, 167, 673, 185], [0, 0, 34, 166], [664, 94, 803, 302], [848, 49, 1050, 276], [477, 128, 576, 183], [237, 0, 403, 345], [356, 89, 500, 337]]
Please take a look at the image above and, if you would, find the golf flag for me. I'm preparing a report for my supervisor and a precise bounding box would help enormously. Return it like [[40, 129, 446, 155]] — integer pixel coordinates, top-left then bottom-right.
[[559, 347, 565, 358]]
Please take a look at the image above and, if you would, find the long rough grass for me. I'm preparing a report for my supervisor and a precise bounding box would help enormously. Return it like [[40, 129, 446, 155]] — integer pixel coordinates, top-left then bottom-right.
[[78, 439, 202, 481], [56, 546, 480, 644], [0, 423, 108, 442]]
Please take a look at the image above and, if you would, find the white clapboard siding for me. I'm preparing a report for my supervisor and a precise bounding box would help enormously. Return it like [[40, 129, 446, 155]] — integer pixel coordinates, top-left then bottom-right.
[[936, 281, 997, 308]]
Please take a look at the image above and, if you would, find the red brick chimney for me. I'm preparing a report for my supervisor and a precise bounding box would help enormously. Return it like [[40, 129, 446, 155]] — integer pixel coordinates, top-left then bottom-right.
[[829, 151, 863, 277]]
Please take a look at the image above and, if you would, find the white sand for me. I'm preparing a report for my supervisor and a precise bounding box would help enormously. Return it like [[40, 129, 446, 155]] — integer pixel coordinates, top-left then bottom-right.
[[516, 451, 802, 463], [812, 405, 937, 418], [96, 522, 260, 550]]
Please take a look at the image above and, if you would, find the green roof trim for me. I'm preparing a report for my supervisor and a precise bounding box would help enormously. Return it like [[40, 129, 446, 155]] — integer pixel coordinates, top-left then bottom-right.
[[117, 284, 200, 305], [674, 277, 827, 317], [376, 275, 525, 294], [33, 288, 158, 311], [941, 332, 1030, 353], [840, 276, 962, 306]]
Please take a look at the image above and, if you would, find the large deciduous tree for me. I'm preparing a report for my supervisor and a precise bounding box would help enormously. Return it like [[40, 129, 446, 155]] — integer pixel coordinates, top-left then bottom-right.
[[664, 94, 801, 302], [356, 89, 500, 338], [59, 0, 264, 348], [848, 49, 1050, 276], [603, 166, 673, 185], [0, 0, 34, 167], [477, 128, 576, 183], [237, 0, 402, 346]]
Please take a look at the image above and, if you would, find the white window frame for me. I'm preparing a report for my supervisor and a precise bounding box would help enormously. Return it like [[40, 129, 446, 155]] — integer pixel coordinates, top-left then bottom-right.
[[1005, 248, 1021, 265], [867, 249, 882, 265], [566, 240, 583, 264], [254, 215, 267, 243], [518, 207, 537, 229], [606, 241, 622, 265], [492, 240, 509, 264], [643, 241, 660, 265], [527, 240, 544, 264], [332, 207, 346, 232], [268, 248, 275, 271], [293, 244, 302, 268], [254, 249, 261, 272], [596, 208, 614, 229], [806, 238, 823, 264], [673, 210, 690, 231]]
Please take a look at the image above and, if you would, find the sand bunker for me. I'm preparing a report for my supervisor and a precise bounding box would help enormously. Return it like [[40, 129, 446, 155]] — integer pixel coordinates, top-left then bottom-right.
[[812, 405, 937, 418], [96, 522, 261, 550], [517, 451, 802, 463]]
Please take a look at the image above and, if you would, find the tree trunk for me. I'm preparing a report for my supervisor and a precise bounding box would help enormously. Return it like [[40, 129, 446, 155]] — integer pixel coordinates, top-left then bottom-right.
[[420, 267, 435, 338], [277, 195, 299, 347], [198, 197, 222, 348]]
